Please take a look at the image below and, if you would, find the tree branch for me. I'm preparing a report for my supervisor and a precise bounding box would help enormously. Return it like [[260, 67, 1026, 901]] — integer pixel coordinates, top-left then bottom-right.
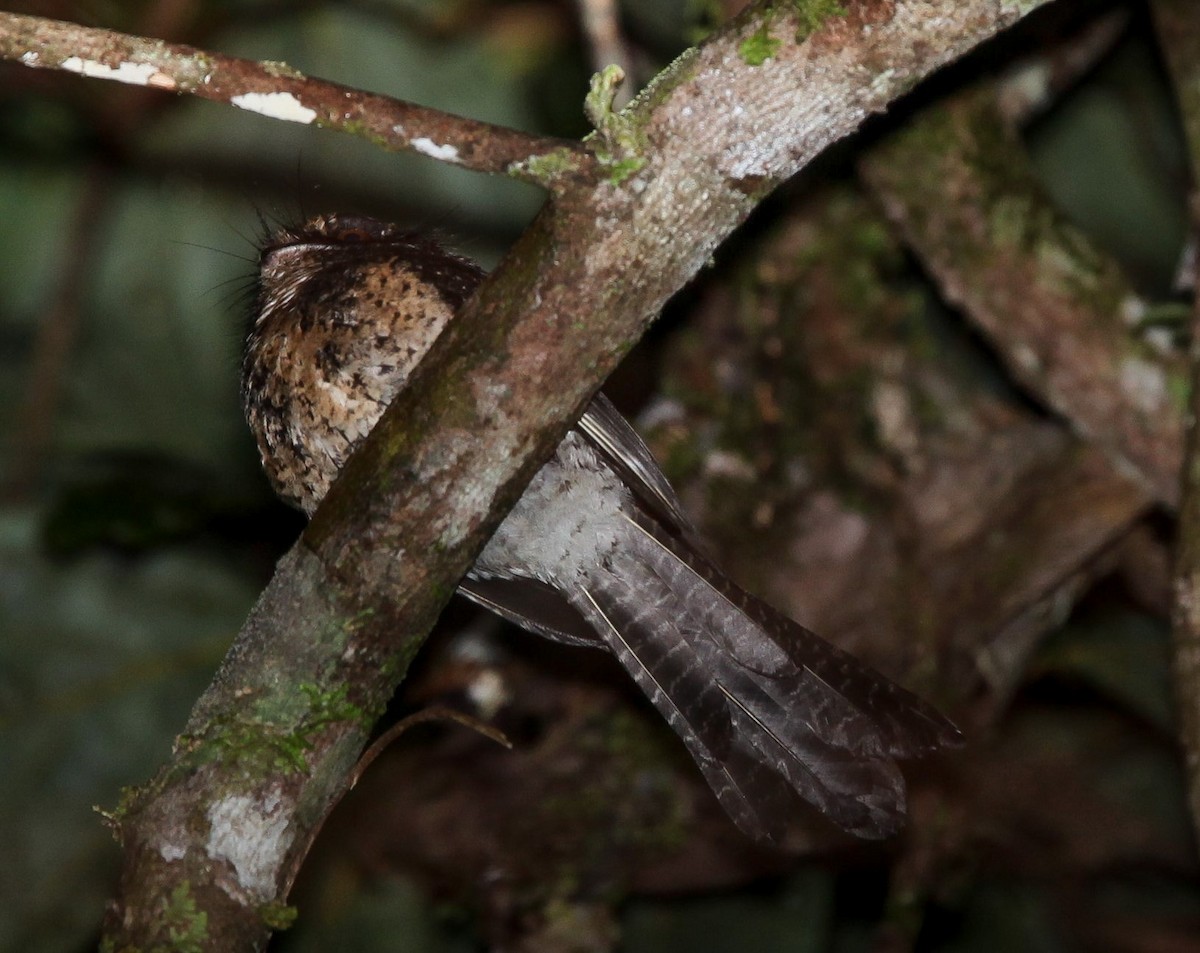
[[0, 11, 585, 180], [0, 1, 1063, 949], [861, 83, 1187, 506], [1149, 0, 1200, 851]]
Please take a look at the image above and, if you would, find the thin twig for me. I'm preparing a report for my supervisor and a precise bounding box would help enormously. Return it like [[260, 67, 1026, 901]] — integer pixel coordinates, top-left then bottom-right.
[[1150, 0, 1200, 849], [279, 706, 510, 896], [0, 12, 588, 182], [352, 706, 512, 791]]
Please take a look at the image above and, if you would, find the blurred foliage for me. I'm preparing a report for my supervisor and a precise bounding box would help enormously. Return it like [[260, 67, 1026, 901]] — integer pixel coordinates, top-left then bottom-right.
[[0, 506, 253, 953], [621, 867, 836, 952], [1026, 27, 1190, 294], [1, 1, 1199, 952], [275, 877, 477, 953]]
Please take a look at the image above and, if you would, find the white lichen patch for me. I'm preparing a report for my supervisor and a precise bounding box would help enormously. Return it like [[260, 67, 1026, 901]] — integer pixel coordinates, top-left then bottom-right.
[[868, 69, 897, 95], [996, 60, 1051, 117], [60, 56, 161, 87], [467, 670, 509, 719], [206, 787, 291, 901], [230, 91, 317, 124], [721, 136, 770, 179], [412, 137, 460, 163], [1119, 294, 1147, 328], [635, 396, 685, 430], [1012, 343, 1042, 374], [1119, 356, 1169, 415], [159, 841, 187, 863], [1144, 327, 1176, 357], [871, 379, 920, 458], [703, 449, 756, 481]]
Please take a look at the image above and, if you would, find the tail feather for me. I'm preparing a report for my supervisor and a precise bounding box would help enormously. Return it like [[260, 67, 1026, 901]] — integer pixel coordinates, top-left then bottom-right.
[[723, 683, 907, 839], [577, 585, 734, 763], [577, 580, 792, 842], [569, 511, 959, 842], [625, 513, 962, 758], [732, 587, 961, 757]]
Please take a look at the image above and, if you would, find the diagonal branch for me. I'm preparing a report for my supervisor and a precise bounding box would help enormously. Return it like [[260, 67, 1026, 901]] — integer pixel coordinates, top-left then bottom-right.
[[860, 83, 1187, 506], [0, 11, 586, 180], [1149, 0, 1200, 851], [0, 1, 1062, 949]]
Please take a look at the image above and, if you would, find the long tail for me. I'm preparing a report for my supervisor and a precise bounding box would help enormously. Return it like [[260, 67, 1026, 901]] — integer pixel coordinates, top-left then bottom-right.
[[570, 512, 961, 843]]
